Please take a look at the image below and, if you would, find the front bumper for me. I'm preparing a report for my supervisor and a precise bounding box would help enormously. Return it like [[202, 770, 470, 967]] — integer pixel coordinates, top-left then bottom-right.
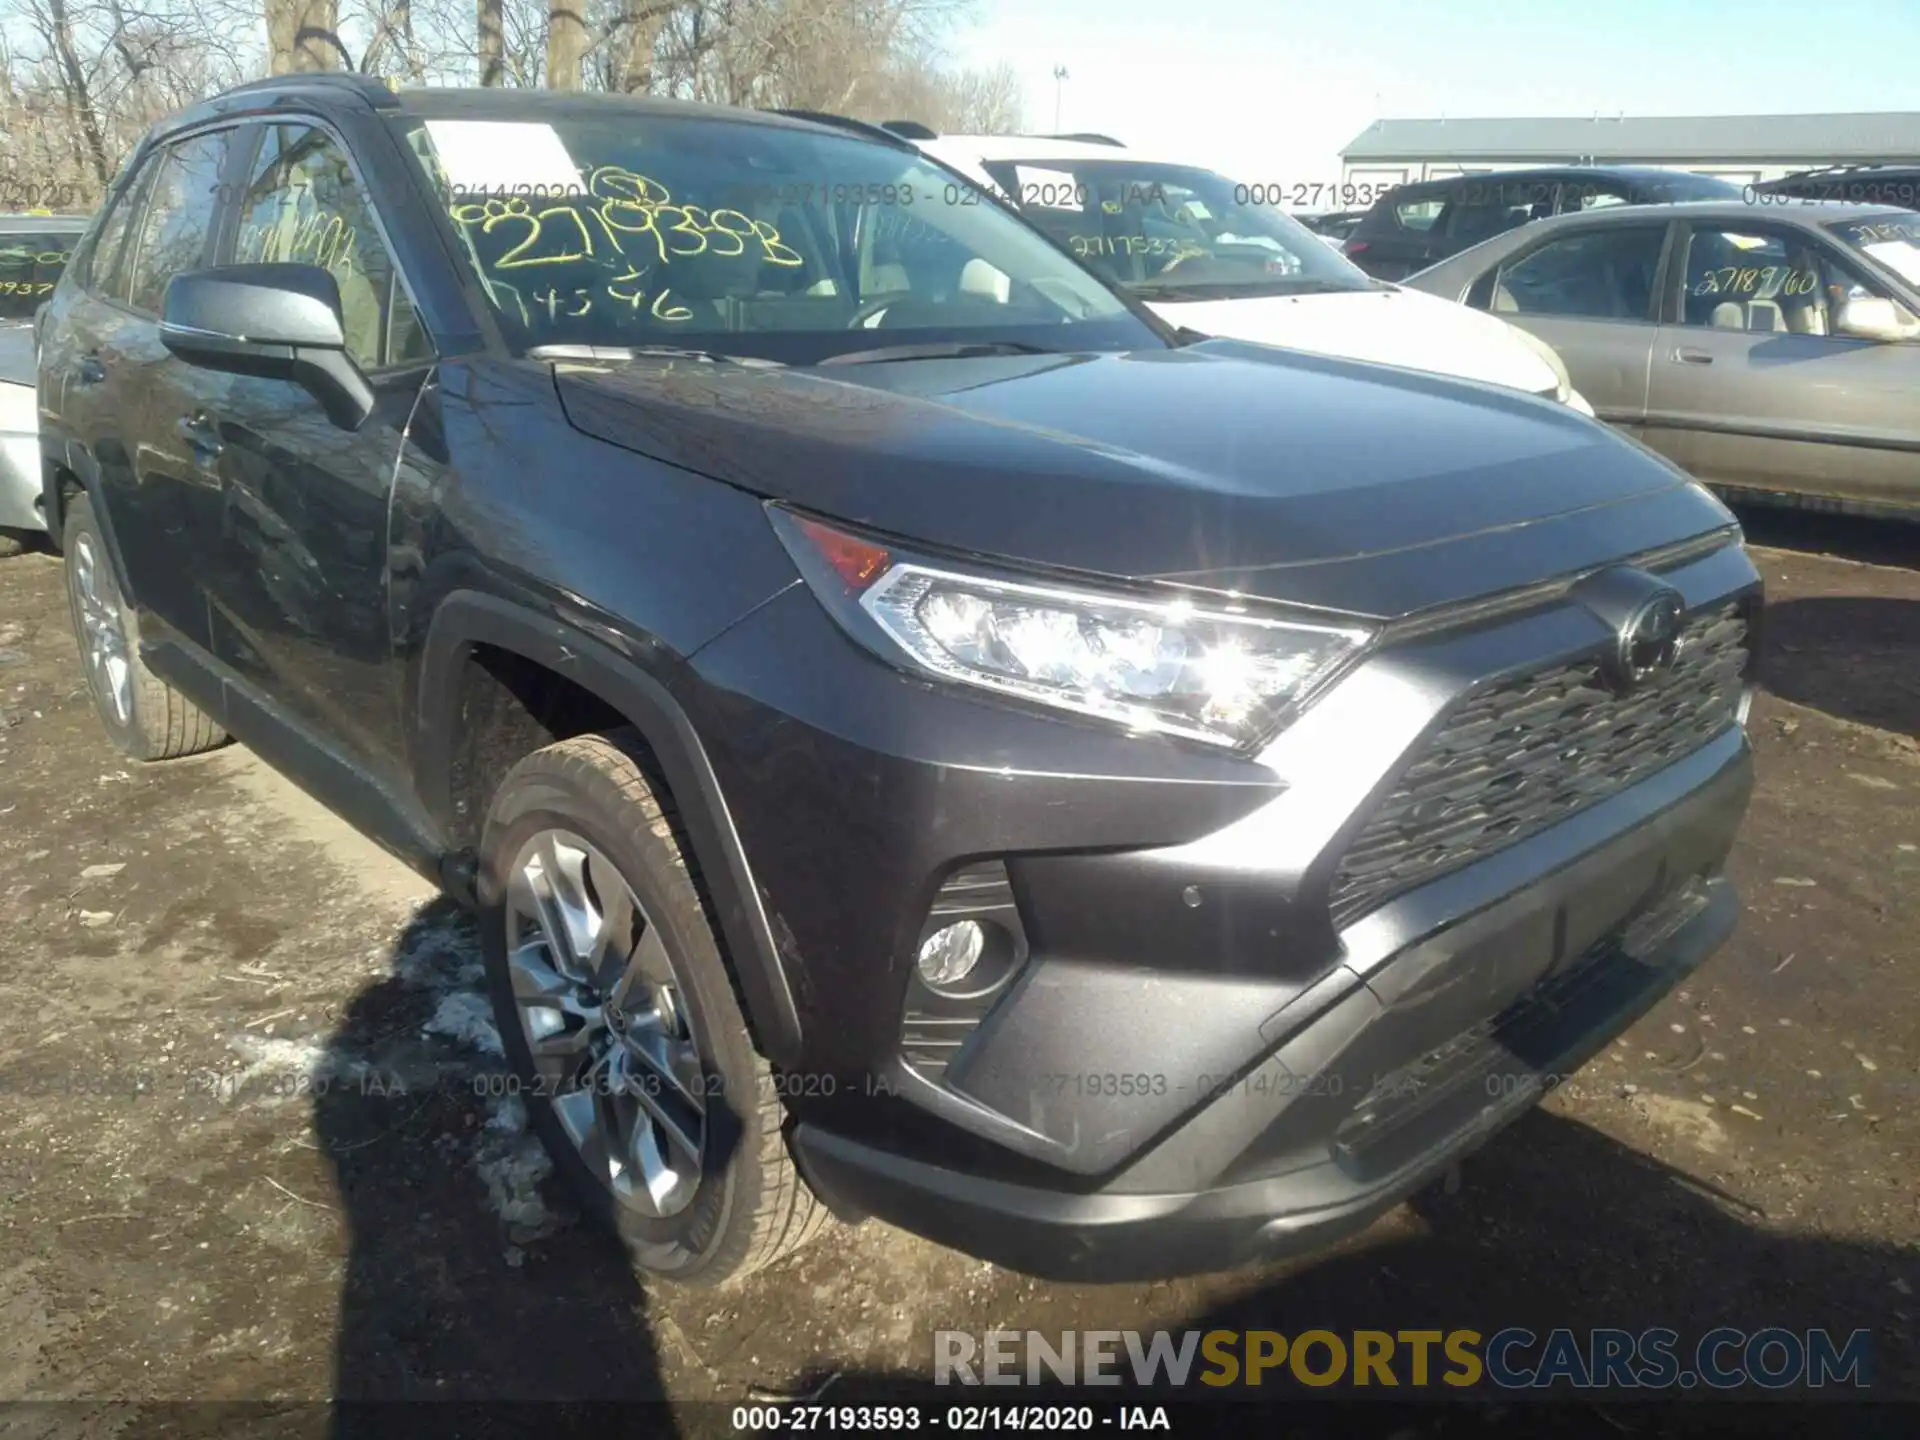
[[792, 738, 1747, 1281], [686, 517, 1759, 1281]]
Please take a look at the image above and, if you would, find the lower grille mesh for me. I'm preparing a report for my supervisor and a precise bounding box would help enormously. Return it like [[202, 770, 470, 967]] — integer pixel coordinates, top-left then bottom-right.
[[1330, 605, 1748, 927]]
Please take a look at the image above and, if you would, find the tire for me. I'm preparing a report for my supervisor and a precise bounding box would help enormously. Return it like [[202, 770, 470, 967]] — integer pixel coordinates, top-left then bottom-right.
[[62, 492, 227, 762], [478, 730, 828, 1286]]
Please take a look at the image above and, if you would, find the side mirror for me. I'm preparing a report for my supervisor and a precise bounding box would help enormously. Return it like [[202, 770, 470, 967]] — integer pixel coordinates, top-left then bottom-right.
[[160, 263, 374, 429], [1834, 294, 1920, 344]]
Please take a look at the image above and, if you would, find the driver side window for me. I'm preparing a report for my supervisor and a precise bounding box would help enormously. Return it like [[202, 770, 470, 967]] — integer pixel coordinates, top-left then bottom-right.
[[233, 123, 432, 369], [1676, 226, 1880, 338]]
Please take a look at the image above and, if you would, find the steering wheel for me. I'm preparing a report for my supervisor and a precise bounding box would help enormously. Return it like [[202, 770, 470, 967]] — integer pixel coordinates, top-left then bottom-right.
[[849, 295, 896, 328]]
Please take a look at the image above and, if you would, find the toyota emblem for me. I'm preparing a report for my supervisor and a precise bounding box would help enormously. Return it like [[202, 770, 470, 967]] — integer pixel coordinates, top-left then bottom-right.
[[1604, 588, 1685, 695]]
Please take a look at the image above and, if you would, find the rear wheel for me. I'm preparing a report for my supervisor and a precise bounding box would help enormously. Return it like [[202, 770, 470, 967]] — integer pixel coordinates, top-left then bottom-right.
[[62, 492, 227, 761], [478, 730, 828, 1285]]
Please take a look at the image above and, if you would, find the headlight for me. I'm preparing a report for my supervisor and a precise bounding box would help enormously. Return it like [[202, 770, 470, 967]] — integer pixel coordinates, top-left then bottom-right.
[[772, 508, 1373, 750]]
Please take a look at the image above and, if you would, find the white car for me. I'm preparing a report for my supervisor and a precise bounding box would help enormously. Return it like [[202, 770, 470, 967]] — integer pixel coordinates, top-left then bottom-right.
[[912, 134, 1594, 416]]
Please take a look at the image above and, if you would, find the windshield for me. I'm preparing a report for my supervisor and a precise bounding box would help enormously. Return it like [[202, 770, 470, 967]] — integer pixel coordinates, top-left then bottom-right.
[[0, 228, 80, 320], [389, 112, 1159, 362], [1826, 215, 1920, 290], [979, 158, 1372, 300]]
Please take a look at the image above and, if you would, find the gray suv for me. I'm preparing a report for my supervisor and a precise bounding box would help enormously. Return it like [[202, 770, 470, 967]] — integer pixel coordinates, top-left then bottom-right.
[[38, 77, 1761, 1284]]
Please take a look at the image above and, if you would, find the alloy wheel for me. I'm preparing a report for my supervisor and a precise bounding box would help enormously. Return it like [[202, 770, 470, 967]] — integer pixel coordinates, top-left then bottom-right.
[[70, 533, 133, 727], [504, 828, 708, 1217]]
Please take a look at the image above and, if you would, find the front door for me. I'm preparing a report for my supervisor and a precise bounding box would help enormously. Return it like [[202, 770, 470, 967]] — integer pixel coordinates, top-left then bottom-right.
[[193, 119, 437, 781], [1645, 219, 1920, 511]]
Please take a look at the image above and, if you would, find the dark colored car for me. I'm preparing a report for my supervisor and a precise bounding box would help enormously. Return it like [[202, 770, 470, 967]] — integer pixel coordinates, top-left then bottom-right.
[[1755, 165, 1920, 210], [1404, 201, 1920, 520], [1344, 167, 1742, 281], [38, 76, 1761, 1286], [1300, 210, 1365, 243]]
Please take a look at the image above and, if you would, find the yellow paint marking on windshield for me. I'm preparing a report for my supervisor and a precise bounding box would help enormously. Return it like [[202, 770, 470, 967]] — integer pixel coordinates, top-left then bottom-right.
[[447, 162, 806, 318]]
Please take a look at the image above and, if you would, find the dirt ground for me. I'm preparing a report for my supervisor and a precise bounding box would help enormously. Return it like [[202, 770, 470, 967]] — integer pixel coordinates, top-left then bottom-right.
[[0, 507, 1916, 1426]]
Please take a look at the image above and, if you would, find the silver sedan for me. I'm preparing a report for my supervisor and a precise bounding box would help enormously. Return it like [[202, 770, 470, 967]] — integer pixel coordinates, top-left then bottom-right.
[[1404, 200, 1920, 520]]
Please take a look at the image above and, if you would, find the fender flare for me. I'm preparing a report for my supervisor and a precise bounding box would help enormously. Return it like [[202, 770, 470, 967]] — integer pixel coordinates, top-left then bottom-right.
[[415, 589, 804, 1066]]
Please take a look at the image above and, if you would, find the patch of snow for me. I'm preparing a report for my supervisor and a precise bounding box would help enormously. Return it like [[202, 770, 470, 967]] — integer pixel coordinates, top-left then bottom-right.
[[473, 1092, 555, 1238], [392, 914, 485, 991], [423, 990, 504, 1056]]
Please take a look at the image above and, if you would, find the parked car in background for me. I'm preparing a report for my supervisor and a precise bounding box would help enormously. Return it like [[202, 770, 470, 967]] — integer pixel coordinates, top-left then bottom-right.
[[1344, 167, 1742, 281], [42, 76, 1760, 1286], [1299, 210, 1366, 245], [1, 213, 88, 554], [1755, 165, 1919, 210], [912, 132, 1595, 412], [1405, 201, 1920, 519]]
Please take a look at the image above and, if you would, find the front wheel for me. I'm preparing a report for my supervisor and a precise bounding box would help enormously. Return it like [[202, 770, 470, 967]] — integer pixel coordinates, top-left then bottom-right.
[[478, 730, 828, 1285]]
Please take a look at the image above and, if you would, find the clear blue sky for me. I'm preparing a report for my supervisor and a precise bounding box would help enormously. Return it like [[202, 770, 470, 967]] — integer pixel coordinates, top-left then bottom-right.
[[955, 0, 1920, 182]]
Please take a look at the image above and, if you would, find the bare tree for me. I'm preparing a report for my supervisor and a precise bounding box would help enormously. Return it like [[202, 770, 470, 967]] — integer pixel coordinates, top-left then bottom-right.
[[0, 0, 1018, 210], [267, 0, 345, 71], [476, 0, 502, 82], [544, 0, 584, 85]]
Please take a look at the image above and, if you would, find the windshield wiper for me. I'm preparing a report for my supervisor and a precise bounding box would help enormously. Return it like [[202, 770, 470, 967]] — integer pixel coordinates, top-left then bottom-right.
[[816, 340, 1063, 367], [527, 343, 786, 369]]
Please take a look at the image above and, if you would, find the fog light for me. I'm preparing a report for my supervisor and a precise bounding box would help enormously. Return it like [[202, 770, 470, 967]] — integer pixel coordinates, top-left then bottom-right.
[[917, 921, 985, 989]]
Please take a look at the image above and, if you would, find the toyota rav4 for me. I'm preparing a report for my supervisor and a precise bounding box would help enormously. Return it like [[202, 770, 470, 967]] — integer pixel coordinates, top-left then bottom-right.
[[38, 78, 1760, 1285]]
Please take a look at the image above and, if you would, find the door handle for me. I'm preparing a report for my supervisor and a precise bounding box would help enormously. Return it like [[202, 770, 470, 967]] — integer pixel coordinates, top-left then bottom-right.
[[1672, 347, 1715, 365], [177, 412, 224, 465], [73, 353, 107, 385]]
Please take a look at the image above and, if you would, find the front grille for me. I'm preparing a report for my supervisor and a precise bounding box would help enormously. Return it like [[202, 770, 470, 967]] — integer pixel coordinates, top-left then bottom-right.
[[1329, 605, 1748, 927]]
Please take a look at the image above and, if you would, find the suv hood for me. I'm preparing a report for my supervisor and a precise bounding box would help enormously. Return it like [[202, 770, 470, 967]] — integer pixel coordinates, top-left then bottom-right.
[[1139, 286, 1559, 397], [553, 337, 1730, 619]]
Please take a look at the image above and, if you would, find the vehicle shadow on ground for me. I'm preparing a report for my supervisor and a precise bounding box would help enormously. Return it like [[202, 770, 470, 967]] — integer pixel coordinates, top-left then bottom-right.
[[312, 897, 681, 1433], [1733, 506, 1920, 574], [312, 905, 1915, 1431], [1759, 596, 1920, 736], [787, 1111, 1917, 1424]]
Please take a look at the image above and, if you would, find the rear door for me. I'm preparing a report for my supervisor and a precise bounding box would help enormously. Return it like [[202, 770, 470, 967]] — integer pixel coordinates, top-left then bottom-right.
[[1465, 220, 1673, 425], [1645, 218, 1920, 511], [1432, 175, 1555, 264], [1347, 183, 1449, 279], [71, 125, 248, 650]]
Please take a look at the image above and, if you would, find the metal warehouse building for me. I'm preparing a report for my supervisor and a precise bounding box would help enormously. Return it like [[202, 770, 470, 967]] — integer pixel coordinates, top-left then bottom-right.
[[1339, 112, 1920, 189]]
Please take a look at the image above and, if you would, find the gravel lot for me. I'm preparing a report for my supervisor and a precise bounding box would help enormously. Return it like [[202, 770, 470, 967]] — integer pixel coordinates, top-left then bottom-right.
[[0, 508, 1915, 1427]]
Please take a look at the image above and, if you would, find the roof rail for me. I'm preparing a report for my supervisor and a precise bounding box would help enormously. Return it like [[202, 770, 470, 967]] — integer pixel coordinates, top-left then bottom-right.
[[209, 71, 401, 110], [765, 109, 916, 149], [880, 119, 938, 140]]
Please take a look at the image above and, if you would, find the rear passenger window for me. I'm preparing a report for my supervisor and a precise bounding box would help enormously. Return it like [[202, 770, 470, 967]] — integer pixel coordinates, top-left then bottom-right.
[[1394, 196, 1446, 231], [125, 130, 235, 315], [84, 155, 160, 303], [1487, 226, 1667, 321]]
